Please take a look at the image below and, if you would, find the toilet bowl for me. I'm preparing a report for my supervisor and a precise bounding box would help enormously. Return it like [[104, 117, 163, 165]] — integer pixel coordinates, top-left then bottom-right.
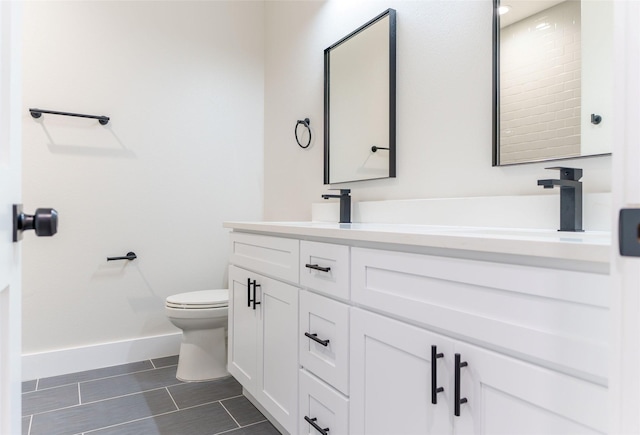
[[165, 289, 229, 382]]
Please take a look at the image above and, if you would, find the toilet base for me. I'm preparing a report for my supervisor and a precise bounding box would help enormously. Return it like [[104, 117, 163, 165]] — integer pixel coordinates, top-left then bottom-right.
[[176, 327, 228, 382]]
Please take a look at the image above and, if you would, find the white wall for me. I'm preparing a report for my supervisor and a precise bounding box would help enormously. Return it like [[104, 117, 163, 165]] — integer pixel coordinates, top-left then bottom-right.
[[21, 1, 264, 358], [263, 0, 612, 221]]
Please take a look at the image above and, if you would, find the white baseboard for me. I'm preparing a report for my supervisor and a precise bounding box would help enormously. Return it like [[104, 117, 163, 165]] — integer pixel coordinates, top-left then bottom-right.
[[22, 332, 182, 381]]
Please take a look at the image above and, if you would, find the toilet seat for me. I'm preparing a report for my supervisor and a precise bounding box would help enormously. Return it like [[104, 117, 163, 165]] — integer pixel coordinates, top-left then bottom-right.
[[166, 289, 228, 309]]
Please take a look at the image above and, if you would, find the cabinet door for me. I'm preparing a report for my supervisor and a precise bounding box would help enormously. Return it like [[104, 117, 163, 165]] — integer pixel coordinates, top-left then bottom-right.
[[452, 341, 608, 435], [350, 308, 453, 435], [228, 265, 259, 387], [257, 272, 300, 435]]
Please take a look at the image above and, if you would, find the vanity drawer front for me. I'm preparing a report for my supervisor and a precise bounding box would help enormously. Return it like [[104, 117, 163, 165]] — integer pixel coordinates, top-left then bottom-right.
[[351, 247, 609, 381], [229, 232, 299, 284], [300, 241, 350, 300], [299, 369, 349, 435], [300, 290, 350, 395]]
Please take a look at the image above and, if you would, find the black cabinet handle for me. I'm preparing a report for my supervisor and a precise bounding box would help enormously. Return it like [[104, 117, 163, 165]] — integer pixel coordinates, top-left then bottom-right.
[[252, 281, 261, 310], [247, 278, 252, 308], [431, 345, 444, 404], [304, 416, 330, 435], [304, 332, 330, 347], [454, 353, 468, 417], [305, 263, 331, 273]]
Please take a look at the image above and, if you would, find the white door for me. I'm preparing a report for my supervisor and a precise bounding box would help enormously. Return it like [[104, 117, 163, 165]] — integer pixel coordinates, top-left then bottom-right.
[[452, 341, 607, 435], [227, 266, 259, 387], [258, 272, 299, 435], [610, 2, 640, 433], [350, 308, 453, 435], [0, 2, 23, 434]]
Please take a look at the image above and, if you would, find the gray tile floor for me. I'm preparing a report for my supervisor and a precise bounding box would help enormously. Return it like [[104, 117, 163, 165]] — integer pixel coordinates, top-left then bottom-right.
[[22, 356, 280, 435]]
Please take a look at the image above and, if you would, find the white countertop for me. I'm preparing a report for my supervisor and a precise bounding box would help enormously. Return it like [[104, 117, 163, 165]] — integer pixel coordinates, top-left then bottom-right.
[[223, 221, 611, 264]]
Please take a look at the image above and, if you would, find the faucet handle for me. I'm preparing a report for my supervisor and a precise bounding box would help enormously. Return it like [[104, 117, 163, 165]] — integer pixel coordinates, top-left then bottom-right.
[[544, 167, 583, 181]]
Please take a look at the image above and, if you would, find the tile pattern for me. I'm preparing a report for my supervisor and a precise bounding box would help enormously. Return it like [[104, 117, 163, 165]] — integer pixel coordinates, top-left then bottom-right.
[[500, 0, 582, 164], [22, 356, 279, 435]]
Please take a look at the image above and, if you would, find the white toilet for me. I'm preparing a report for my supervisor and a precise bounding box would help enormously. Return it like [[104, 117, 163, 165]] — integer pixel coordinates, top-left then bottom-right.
[[165, 289, 229, 382]]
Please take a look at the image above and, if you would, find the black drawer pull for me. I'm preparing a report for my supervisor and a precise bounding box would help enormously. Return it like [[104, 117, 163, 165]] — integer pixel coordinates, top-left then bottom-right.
[[304, 416, 330, 435], [454, 353, 468, 417], [305, 332, 330, 347], [305, 263, 331, 273], [431, 345, 444, 404]]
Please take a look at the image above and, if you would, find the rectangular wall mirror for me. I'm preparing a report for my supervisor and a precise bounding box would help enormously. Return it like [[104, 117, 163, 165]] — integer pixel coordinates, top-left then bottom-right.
[[324, 9, 396, 184], [493, 0, 613, 166]]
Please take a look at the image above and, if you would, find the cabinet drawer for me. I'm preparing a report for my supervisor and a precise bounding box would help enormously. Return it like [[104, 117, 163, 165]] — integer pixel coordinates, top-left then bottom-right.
[[299, 369, 349, 435], [300, 290, 349, 394], [229, 232, 299, 284], [300, 241, 349, 300], [351, 247, 609, 381]]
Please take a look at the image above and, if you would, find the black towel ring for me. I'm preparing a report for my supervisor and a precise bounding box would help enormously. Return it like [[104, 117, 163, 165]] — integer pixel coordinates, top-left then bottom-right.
[[295, 118, 311, 149]]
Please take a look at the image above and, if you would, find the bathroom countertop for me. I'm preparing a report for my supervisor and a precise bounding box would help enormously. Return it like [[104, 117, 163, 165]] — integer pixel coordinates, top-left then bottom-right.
[[223, 221, 611, 265]]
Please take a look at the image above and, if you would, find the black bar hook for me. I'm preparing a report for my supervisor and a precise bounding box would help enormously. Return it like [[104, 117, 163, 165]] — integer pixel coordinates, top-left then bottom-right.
[[30, 108, 110, 125], [107, 252, 137, 261]]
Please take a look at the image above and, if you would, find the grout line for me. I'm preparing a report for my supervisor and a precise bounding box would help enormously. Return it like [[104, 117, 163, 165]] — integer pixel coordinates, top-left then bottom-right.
[[81, 398, 239, 435], [78, 382, 82, 404], [26, 385, 174, 417], [79, 385, 180, 407], [215, 419, 269, 434], [165, 387, 179, 410], [150, 358, 157, 369], [219, 400, 241, 428], [34, 378, 39, 391], [81, 414, 155, 434], [26, 415, 32, 435], [27, 361, 179, 392]]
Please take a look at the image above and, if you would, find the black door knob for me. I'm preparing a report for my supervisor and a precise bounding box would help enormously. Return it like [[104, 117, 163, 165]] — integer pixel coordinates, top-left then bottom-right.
[[13, 204, 59, 241]]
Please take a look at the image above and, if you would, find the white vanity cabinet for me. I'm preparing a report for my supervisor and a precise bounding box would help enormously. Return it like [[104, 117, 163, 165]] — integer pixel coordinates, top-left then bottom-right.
[[228, 233, 300, 434], [225, 222, 610, 435]]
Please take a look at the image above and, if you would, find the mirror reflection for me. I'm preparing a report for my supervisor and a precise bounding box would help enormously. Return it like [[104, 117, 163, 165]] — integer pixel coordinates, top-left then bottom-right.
[[493, 0, 612, 166], [324, 9, 396, 184]]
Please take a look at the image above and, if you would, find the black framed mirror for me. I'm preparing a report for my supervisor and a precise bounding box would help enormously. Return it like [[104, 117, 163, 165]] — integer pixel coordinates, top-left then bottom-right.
[[324, 9, 396, 184], [492, 0, 612, 166]]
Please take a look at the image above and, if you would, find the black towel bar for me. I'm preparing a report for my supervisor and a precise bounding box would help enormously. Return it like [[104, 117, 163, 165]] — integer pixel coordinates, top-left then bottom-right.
[[29, 108, 110, 125], [107, 252, 137, 261]]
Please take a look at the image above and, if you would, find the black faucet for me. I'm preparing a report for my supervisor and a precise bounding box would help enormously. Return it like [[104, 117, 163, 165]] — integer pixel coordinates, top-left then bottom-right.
[[321, 189, 351, 224], [537, 167, 583, 232]]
